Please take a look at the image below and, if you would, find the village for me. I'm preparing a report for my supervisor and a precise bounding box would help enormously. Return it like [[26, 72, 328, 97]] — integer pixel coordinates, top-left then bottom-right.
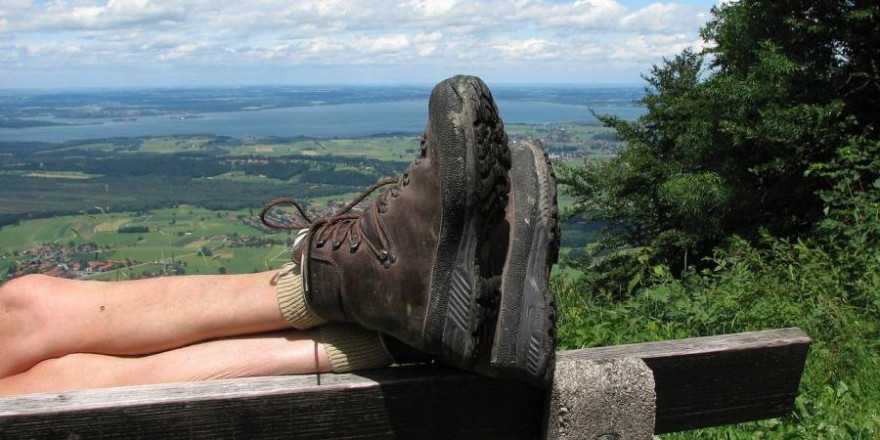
[[3, 197, 393, 282], [5, 242, 178, 280]]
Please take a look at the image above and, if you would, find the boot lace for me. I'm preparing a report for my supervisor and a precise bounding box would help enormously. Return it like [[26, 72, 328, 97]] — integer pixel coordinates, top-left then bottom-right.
[[259, 174, 411, 267]]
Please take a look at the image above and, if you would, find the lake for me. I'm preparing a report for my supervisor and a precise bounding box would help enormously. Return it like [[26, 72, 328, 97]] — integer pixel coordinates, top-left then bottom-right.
[[0, 100, 645, 143]]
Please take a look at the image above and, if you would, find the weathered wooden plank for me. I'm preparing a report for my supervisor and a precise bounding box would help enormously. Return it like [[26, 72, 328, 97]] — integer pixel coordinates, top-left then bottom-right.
[[559, 327, 810, 362], [0, 328, 810, 438], [0, 366, 545, 439], [560, 327, 812, 433]]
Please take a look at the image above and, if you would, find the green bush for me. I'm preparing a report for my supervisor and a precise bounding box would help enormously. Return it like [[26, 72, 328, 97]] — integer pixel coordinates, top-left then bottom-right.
[[555, 222, 880, 438]]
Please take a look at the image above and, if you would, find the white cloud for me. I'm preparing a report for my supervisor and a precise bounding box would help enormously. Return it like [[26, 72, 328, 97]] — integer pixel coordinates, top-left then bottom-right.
[[155, 42, 205, 61], [536, 0, 629, 28], [609, 33, 703, 60], [0, 0, 717, 85], [355, 34, 411, 53], [403, 0, 458, 17], [490, 38, 562, 60], [620, 3, 708, 32], [16, 0, 185, 32], [414, 32, 442, 43]]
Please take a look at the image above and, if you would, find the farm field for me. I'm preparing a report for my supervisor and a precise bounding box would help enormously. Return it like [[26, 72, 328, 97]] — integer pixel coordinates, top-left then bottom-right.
[[234, 136, 419, 161], [0, 199, 596, 282], [27, 123, 614, 159], [0, 125, 615, 224], [0, 126, 609, 281], [0, 205, 305, 281]]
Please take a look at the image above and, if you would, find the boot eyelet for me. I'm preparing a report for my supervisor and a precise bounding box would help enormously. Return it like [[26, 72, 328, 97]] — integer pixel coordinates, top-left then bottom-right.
[[349, 234, 360, 252], [378, 251, 394, 268], [391, 187, 401, 197], [378, 203, 388, 214], [316, 238, 326, 248], [332, 240, 342, 250], [402, 174, 410, 186]]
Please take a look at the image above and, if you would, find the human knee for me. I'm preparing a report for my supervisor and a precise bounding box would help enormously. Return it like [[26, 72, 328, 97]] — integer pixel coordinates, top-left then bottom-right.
[[1, 275, 41, 307], [0, 275, 59, 378], [0, 274, 53, 309], [0, 274, 66, 340]]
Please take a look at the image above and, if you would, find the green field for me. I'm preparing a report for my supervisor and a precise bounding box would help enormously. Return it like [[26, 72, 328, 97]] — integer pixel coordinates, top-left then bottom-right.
[[138, 137, 218, 154], [0, 205, 294, 281], [0, 128, 615, 226], [0, 128, 607, 281], [508, 122, 612, 139], [50, 135, 422, 160], [34, 126, 613, 160], [234, 136, 419, 161]]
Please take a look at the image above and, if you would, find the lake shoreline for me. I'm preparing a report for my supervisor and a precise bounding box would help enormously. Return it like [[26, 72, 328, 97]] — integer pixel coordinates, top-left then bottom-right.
[[0, 100, 645, 143]]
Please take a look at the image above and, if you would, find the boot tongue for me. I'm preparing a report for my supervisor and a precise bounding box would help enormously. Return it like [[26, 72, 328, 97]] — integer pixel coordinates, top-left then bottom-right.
[[290, 229, 309, 264]]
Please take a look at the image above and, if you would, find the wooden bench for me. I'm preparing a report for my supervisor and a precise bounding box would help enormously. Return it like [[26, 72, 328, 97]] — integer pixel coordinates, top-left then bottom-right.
[[0, 328, 810, 439]]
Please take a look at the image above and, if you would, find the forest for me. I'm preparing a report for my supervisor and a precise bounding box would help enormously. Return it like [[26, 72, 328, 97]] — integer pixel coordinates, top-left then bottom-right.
[[555, 1, 879, 438], [0, 136, 411, 227]]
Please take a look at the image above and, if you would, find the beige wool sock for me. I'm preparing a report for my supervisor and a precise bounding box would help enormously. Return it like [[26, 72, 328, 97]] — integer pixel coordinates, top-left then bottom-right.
[[320, 324, 394, 373], [276, 262, 327, 330]]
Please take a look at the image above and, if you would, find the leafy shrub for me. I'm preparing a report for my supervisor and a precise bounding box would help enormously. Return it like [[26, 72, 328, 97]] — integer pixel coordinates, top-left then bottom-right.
[[555, 218, 880, 438]]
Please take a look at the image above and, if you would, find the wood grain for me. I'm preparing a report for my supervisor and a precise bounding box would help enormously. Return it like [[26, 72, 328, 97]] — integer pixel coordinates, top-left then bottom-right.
[[0, 328, 810, 438]]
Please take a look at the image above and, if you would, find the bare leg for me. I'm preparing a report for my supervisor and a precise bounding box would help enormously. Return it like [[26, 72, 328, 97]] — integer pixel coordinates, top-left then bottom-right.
[[0, 271, 290, 377], [0, 328, 331, 396]]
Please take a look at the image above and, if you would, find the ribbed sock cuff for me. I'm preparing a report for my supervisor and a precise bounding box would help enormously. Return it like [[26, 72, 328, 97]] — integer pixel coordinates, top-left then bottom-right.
[[276, 262, 327, 330], [320, 324, 394, 373]]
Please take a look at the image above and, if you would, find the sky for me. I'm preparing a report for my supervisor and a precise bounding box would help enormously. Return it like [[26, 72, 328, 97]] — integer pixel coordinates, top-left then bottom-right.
[[0, 0, 726, 88]]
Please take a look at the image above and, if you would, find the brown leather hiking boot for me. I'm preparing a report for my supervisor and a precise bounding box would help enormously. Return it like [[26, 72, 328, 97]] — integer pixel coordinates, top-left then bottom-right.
[[381, 139, 560, 387], [261, 75, 510, 369], [482, 139, 560, 386]]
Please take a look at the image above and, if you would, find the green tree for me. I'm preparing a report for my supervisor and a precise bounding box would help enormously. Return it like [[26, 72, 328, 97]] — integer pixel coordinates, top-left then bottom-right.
[[560, 0, 879, 279]]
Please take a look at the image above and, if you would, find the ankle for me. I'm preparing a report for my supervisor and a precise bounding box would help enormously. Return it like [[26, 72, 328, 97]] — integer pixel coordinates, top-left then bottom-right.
[[276, 262, 327, 329], [319, 324, 394, 373]]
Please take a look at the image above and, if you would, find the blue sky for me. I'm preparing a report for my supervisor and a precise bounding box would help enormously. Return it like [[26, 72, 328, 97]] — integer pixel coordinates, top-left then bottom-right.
[[0, 0, 725, 88]]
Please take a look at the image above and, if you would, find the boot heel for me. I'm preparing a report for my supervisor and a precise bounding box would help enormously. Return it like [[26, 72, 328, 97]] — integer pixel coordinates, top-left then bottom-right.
[[488, 140, 560, 386], [441, 264, 501, 368]]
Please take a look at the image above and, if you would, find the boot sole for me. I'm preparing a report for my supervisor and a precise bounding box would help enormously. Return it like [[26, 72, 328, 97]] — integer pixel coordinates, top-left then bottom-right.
[[425, 75, 510, 369], [484, 139, 560, 386]]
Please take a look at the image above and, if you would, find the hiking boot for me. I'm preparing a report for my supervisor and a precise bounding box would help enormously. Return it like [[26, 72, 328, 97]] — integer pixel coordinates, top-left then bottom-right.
[[380, 139, 560, 387], [480, 139, 560, 386], [261, 75, 510, 369]]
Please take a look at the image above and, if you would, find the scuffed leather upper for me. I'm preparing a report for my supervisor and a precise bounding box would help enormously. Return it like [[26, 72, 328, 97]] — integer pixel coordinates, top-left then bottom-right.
[[304, 125, 444, 351]]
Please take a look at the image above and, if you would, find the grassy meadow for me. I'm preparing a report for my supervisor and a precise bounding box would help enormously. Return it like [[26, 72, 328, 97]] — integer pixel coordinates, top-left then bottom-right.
[[0, 205, 305, 281], [28, 123, 613, 160], [0, 125, 609, 282]]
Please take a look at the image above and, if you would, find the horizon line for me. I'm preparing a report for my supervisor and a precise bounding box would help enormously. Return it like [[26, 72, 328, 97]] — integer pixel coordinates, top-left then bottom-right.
[[0, 82, 646, 93]]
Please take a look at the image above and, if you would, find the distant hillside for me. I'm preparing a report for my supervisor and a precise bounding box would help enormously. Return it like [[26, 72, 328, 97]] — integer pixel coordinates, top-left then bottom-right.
[[0, 85, 643, 120]]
